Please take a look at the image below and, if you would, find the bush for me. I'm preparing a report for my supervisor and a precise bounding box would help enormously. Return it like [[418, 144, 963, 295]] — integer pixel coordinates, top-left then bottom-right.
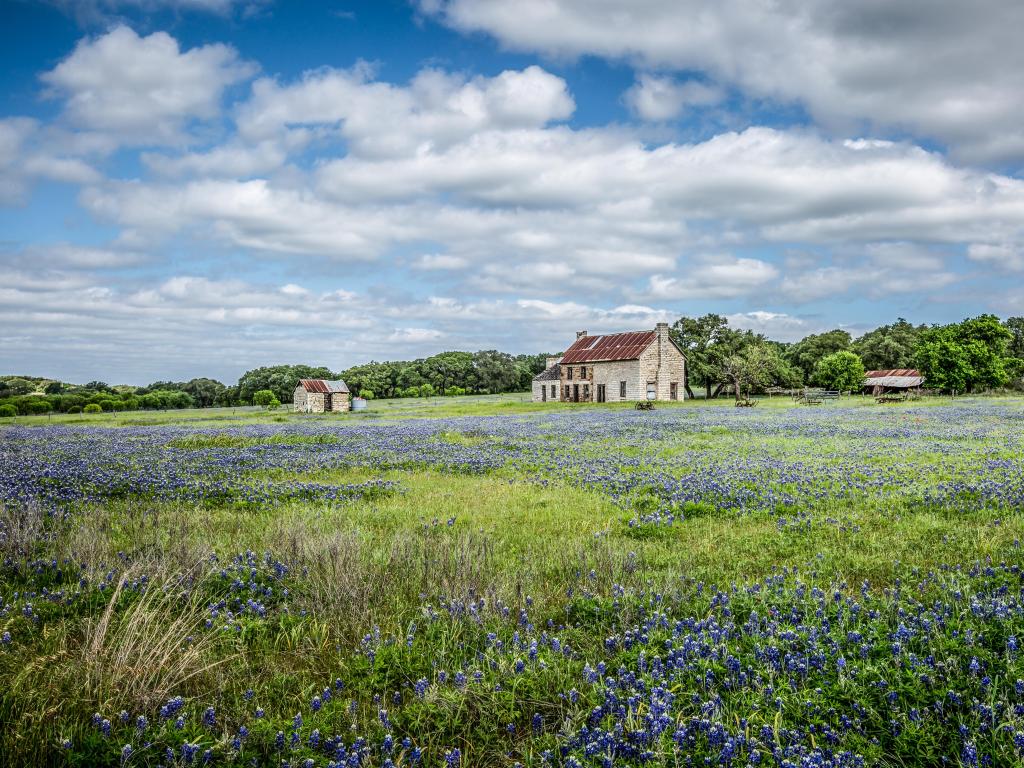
[[252, 389, 277, 406], [83, 404, 102, 414], [0, 404, 15, 418], [360, 389, 375, 400], [27, 400, 53, 414], [66, 405, 82, 414], [266, 398, 281, 410]]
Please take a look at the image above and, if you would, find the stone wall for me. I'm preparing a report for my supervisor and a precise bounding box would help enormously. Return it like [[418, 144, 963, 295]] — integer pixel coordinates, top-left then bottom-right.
[[591, 360, 643, 401], [532, 380, 559, 402], [329, 393, 350, 412], [638, 323, 686, 400], [293, 386, 308, 412]]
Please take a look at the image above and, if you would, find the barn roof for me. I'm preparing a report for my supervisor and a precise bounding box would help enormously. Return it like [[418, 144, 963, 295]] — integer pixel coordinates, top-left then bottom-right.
[[863, 369, 923, 388], [298, 379, 349, 394], [533, 364, 560, 382], [560, 330, 657, 364]]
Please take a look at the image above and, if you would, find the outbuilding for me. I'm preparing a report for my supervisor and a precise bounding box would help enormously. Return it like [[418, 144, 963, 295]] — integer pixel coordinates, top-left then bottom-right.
[[293, 379, 350, 412], [862, 369, 924, 395]]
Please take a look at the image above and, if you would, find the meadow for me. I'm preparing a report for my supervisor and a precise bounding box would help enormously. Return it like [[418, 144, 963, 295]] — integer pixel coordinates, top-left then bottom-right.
[[2, 395, 1024, 767]]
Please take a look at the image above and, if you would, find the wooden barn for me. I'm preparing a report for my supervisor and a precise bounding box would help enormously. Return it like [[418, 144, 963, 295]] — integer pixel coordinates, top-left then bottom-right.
[[862, 369, 924, 395], [293, 379, 350, 413]]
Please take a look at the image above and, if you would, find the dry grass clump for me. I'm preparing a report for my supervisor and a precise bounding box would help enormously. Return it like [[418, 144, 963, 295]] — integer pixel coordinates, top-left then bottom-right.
[[79, 567, 230, 712], [0, 501, 46, 559]]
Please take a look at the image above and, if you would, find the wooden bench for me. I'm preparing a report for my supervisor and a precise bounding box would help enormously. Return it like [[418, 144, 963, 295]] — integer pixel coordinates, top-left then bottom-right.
[[798, 389, 824, 405], [876, 393, 907, 403], [821, 391, 840, 401]]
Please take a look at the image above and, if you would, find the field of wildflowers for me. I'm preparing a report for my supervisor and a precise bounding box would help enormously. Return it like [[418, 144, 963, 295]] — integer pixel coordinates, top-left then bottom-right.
[[2, 396, 1024, 766]]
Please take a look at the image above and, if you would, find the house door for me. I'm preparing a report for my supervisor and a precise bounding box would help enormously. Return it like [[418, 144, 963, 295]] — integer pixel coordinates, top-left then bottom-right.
[[573, 384, 579, 402], [597, 384, 606, 402], [541, 386, 546, 402]]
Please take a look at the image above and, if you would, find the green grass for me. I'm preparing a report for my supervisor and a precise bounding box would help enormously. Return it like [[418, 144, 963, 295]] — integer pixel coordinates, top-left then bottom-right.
[[2, 394, 1024, 765]]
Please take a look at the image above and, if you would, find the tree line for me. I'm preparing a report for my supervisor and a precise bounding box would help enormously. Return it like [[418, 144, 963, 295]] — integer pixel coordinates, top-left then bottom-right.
[[672, 314, 1024, 399], [2, 316, 1022, 416]]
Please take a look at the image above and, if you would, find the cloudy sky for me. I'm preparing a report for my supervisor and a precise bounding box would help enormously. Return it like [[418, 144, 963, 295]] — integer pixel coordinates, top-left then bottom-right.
[[2, 0, 1023, 384]]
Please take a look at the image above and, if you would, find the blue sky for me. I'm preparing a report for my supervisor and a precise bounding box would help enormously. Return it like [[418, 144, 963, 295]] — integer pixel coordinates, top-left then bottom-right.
[[2, 0, 1023, 384]]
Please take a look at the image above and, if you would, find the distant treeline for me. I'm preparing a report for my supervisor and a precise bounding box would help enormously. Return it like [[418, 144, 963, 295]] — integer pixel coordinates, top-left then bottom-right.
[[0, 350, 550, 415], [2, 317, 1023, 416]]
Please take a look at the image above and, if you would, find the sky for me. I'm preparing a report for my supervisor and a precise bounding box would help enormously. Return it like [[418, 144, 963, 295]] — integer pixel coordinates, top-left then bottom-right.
[[2, 0, 1023, 385]]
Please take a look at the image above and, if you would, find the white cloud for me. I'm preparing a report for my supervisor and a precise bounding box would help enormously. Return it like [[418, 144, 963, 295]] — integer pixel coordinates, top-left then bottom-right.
[[644, 255, 779, 300], [967, 243, 1024, 271], [423, 0, 1024, 163], [237, 63, 573, 157], [624, 75, 723, 121], [42, 25, 255, 144]]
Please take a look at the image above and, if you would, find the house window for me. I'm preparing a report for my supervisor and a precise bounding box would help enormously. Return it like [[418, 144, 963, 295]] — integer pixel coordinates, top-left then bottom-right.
[[551, 384, 556, 398], [564, 385, 571, 400], [583, 384, 590, 400], [619, 381, 626, 399], [670, 383, 678, 400], [581, 366, 587, 378], [567, 367, 573, 380]]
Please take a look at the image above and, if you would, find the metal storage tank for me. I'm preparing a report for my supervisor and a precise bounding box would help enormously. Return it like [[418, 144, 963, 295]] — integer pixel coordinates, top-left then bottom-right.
[[351, 397, 368, 411]]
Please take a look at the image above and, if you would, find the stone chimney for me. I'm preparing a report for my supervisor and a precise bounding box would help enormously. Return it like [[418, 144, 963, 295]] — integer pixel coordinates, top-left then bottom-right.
[[546, 355, 562, 369], [655, 322, 669, 339], [576, 330, 588, 339]]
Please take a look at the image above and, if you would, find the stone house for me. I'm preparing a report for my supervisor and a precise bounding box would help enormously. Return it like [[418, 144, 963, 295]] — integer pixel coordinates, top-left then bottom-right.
[[531, 356, 563, 402], [544, 323, 686, 403], [293, 379, 350, 412]]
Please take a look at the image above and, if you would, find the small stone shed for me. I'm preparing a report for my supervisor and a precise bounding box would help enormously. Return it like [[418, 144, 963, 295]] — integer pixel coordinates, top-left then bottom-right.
[[293, 379, 350, 413], [862, 369, 924, 395]]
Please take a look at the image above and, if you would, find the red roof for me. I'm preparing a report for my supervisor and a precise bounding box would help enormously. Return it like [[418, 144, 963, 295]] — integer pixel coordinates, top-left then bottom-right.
[[864, 369, 920, 378], [298, 379, 349, 394], [560, 331, 657, 364]]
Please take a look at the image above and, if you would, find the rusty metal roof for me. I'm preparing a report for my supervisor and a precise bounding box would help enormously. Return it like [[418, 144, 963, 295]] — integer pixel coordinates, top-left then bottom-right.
[[297, 379, 349, 394], [560, 330, 656, 364], [864, 369, 920, 378]]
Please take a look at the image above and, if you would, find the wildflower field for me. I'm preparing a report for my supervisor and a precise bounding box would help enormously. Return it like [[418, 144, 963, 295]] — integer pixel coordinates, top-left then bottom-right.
[[3, 396, 1024, 767]]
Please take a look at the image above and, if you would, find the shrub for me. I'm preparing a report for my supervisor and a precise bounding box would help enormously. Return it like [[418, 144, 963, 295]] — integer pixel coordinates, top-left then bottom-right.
[[0, 404, 15, 417], [66, 405, 82, 414], [83, 404, 102, 414], [266, 398, 281, 410], [252, 389, 277, 406], [360, 389, 375, 400], [26, 399, 53, 414]]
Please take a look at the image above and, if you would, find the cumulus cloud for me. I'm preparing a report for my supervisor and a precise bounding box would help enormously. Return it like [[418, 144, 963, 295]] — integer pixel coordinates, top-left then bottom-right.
[[236, 63, 574, 157], [644, 255, 779, 300], [624, 75, 723, 121], [42, 25, 255, 144], [967, 243, 1024, 272], [423, 0, 1024, 163]]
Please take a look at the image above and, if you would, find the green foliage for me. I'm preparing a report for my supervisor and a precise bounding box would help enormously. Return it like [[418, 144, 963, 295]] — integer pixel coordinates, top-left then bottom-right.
[[25, 399, 53, 414], [66, 405, 82, 414], [915, 314, 1013, 393], [83, 403, 102, 413], [0, 404, 15, 417], [852, 318, 924, 370], [252, 389, 278, 406], [1, 377, 34, 396], [785, 329, 852, 383], [238, 365, 332, 404], [813, 350, 866, 391], [360, 389, 375, 400], [721, 343, 778, 400]]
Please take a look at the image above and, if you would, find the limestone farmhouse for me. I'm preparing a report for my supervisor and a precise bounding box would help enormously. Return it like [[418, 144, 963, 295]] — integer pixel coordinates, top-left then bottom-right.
[[532, 323, 686, 403], [293, 379, 350, 412]]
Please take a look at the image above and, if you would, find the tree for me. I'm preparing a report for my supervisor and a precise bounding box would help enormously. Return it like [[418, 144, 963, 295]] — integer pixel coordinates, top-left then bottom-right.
[[44, 381, 64, 394], [471, 350, 520, 394], [422, 352, 474, 395], [672, 314, 729, 398], [785, 330, 852, 383], [181, 378, 227, 408], [0, 404, 16, 417], [2, 378, 34, 396], [83, 403, 102, 413], [915, 315, 1013, 394], [252, 389, 277, 406], [1006, 317, 1024, 359], [721, 344, 776, 401], [814, 350, 866, 391], [852, 319, 924, 371]]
